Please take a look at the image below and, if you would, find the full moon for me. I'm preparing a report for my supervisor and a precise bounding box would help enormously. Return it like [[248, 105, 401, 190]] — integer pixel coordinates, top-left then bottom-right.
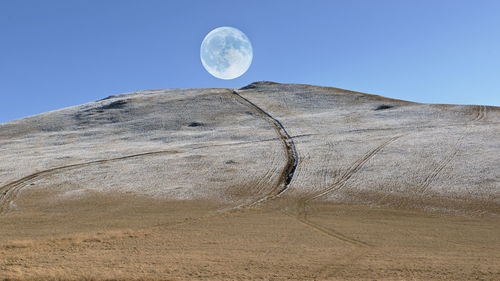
[[200, 27, 253, 80]]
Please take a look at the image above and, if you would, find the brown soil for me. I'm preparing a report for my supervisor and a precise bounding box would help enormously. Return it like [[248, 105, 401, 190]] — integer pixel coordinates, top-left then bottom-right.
[[1, 190, 498, 280]]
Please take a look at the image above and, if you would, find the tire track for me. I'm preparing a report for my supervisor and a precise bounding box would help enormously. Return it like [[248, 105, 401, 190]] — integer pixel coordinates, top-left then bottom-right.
[[420, 144, 461, 194], [419, 104, 486, 194], [296, 214, 371, 247], [0, 150, 179, 215], [230, 90, 298, 205], [310, 135, 402, 202], [473, 105, 487, 122], [295, 135, 403, 247], [255, 156, 280, 196]]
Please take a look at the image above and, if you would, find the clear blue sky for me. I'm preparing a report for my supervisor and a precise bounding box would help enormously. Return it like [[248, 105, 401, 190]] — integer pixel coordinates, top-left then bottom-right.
[[1, 0, 499, 123]]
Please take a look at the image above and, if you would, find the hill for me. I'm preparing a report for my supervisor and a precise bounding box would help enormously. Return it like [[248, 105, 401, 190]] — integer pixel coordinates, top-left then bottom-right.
[[0, 82, 498, 280]]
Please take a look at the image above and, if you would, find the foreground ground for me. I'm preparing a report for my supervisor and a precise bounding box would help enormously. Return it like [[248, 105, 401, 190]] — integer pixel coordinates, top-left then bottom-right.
[[1, 193, 499, 280], [0, 82, 498, 280]]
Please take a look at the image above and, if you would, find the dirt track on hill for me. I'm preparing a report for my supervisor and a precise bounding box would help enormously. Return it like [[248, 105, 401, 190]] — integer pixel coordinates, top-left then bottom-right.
[[231, 89, 298, 204]]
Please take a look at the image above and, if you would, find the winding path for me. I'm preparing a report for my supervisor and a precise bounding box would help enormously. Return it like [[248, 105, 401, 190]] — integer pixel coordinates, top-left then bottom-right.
[[230, 89, 299, 205]]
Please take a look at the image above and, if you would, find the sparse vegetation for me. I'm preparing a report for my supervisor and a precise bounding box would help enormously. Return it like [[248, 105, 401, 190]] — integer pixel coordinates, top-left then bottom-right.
[[188, 121, 204, 127], [375, 104, 394, 110]]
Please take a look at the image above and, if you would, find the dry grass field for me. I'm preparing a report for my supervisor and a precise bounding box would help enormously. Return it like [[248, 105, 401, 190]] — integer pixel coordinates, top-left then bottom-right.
[[0, 82, 498, 280]]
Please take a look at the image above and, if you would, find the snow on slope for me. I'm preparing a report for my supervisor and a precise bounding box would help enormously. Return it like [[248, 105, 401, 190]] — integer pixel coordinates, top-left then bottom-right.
[[0, 82, 498, 214]]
